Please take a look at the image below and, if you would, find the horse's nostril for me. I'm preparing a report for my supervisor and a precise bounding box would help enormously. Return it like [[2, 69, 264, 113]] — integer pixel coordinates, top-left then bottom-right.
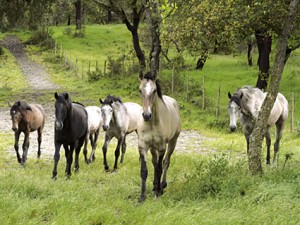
[[102, 125, 108, 131], [230, 126, 236, 132], [142, 113, 152, 121]]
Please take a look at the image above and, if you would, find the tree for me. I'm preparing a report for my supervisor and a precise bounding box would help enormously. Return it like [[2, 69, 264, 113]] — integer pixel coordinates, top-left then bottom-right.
[[248, 0, 300, 174], [95, 0, 147, 72]]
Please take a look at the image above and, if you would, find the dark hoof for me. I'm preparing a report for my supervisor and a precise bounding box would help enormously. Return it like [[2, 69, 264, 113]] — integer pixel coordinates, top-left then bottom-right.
[[161, 181, 168, 189], [105, 166, 110, 172], [85, 160, 91, 164], [52, 176, 57, 180], [17, 158, 21, 163], [138, 195, 146, 203]]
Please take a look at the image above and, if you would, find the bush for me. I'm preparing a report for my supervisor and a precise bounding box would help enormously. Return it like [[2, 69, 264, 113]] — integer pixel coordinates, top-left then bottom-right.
[[87, 69, 102, 82]]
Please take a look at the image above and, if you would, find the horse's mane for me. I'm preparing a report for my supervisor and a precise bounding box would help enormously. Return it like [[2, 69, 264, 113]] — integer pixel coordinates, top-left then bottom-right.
[[233, 86, 264, 118], [73, 101, 85, 107], [103, 95, 123, 105], [143, 72, 163, 99]]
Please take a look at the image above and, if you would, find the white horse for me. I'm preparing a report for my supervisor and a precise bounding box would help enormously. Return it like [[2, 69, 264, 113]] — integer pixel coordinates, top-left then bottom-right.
[[100, 95, 143, 172], [83, 106, 103, 164], [137, 72, 181, 202], [228, 85, 288, 164]]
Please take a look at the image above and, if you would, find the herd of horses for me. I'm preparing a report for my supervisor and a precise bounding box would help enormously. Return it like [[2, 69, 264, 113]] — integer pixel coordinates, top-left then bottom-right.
[[9, 76, 288, 202]]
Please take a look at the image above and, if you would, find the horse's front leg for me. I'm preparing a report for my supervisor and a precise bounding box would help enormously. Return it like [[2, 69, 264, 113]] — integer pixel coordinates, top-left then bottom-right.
[[245, 134, 250, 154], [102, 134, 111, 172], [14, 131, 21, 164], [21, 130, 30, 167], [120, 135, 127, 164], [138, 147, 148, 203], [152, 148, 165, 198], [113, 136, 123, 172], [66, 143, 75, 179], [265, 129, 271, 164], [52, 142, 62, 179], [37, 127, 42, 159]]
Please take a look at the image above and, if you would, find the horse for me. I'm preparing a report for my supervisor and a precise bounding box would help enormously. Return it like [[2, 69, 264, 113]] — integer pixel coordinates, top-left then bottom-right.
[[137, 72, 181, 202], [9, 101, 45, 167], [82, 106, 103, 164], [228, 85, 288, 164], [99, 95, 143, 172], [52, 92, 88, 179]]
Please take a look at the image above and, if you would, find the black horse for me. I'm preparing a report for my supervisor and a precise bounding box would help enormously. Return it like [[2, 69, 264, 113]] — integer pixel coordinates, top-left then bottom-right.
[[52, 92, 88, 179]]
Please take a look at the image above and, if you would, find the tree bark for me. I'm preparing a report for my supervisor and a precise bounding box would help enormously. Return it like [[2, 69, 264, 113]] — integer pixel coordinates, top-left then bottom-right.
[[255, 31, 272, 90], [145, 1, 161, 78], [247, 40, 253, 66], [248, 0, 300, 175], [75, 0, 81, 30]]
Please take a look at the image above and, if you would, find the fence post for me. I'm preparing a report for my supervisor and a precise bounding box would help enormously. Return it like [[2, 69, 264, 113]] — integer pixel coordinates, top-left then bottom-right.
[[186, 72, 189, 101], [202, 76, 205, 110], [172, 64, 174, 94], [82, 61, 84, 79], [54, 41, 57, 55], [290, 92, 294, 131], [216, 82, 220, 118], [104, 60, 107, 75]]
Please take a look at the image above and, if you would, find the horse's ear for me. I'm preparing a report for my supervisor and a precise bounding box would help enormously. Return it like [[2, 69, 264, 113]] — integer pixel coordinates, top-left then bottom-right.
[[54, 92, 58, 99], [138, 70, 144, 81], [99, 98, 104, 104], [64, 93, 69, 100], [17, 101, 21, 106], [240, 93, 243, 99], [228, 92, 232, 99]]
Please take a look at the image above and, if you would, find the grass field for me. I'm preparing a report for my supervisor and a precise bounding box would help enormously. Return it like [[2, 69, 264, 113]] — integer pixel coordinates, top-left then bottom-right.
[[1, 24, 300, 224]]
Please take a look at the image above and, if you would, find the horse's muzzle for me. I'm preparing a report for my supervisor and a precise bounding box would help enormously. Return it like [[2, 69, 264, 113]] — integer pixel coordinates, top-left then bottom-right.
[[12, 127, 17, 132], [55, 121, 63, 131], [229, 125, 236, 132], [102, 125, 109, 131], [142, 112, 152, 121]]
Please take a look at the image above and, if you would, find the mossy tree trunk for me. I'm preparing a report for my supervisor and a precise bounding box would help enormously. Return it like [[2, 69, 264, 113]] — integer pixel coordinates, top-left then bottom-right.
[[249, 0, 300, 175]]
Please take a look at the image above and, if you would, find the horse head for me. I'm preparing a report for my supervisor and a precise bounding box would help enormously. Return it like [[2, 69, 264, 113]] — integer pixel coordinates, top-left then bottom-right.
[[54, 92, 72, 131], [10, 101, 32, 131], [227, 92, 242, 132], [139, 72, 163, 121], [100, 96, 114, 131]]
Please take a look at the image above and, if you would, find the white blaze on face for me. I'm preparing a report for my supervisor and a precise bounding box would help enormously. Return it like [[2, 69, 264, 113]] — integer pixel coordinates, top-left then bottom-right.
[[228, 101, 240, 130], [144, 82, 153, 113], [101, 105, 113, 127]]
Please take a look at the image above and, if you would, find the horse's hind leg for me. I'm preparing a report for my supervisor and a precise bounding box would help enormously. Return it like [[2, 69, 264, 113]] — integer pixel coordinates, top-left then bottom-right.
[[37, 127, 42, 159], [14, 131, 21, 164], [274, 120, 285, 164], [83, 131, 90, 164], [75, 137, 85, 172], [161, 132, 180, 190], [265, 128, 271, 164], [120, 135, 126, 164], [89, 129, 99, 162]]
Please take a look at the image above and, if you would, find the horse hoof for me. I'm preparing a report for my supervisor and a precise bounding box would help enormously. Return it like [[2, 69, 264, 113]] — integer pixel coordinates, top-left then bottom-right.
[[138, 195, 146, 203], [161, 181, 168, 189], [105, 166, 110, 172], [52, 176, 57, 180]]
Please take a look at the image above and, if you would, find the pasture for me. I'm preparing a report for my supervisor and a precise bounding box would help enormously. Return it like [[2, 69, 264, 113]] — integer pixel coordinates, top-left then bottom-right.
[[1, 24, 300, 224]]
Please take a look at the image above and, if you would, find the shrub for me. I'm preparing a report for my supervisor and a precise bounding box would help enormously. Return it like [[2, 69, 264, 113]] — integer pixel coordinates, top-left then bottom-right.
[[87, 69, 102, 82]]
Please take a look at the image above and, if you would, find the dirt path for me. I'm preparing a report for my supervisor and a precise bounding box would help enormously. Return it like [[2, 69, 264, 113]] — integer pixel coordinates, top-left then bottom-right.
[[1, 35, 211, 162]]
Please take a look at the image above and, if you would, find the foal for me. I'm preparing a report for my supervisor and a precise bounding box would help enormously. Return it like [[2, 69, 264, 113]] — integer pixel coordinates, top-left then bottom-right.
[[10, 101, 45, 167]]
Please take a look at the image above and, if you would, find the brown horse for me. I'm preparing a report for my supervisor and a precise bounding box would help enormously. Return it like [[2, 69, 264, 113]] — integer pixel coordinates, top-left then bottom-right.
[[10, 101, 45, 167], [137, 72, 181, 202]]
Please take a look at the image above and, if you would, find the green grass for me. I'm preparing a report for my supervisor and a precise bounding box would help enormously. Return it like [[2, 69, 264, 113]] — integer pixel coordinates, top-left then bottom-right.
[[1, 24, 300, 224]]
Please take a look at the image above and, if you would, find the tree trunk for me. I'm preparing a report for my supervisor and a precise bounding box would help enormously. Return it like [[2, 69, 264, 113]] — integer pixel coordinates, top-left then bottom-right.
[[247, 40, 253, 66], [75, 0, 81, 30], [248, 0, 299, 175], [255, 31, 272, 90], [107, 10, 112, 23], [145, 1, 161, 77]]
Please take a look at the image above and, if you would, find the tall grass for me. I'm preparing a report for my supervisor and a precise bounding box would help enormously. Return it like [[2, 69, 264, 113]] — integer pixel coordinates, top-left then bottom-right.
[[1, 24, 300, 224]]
